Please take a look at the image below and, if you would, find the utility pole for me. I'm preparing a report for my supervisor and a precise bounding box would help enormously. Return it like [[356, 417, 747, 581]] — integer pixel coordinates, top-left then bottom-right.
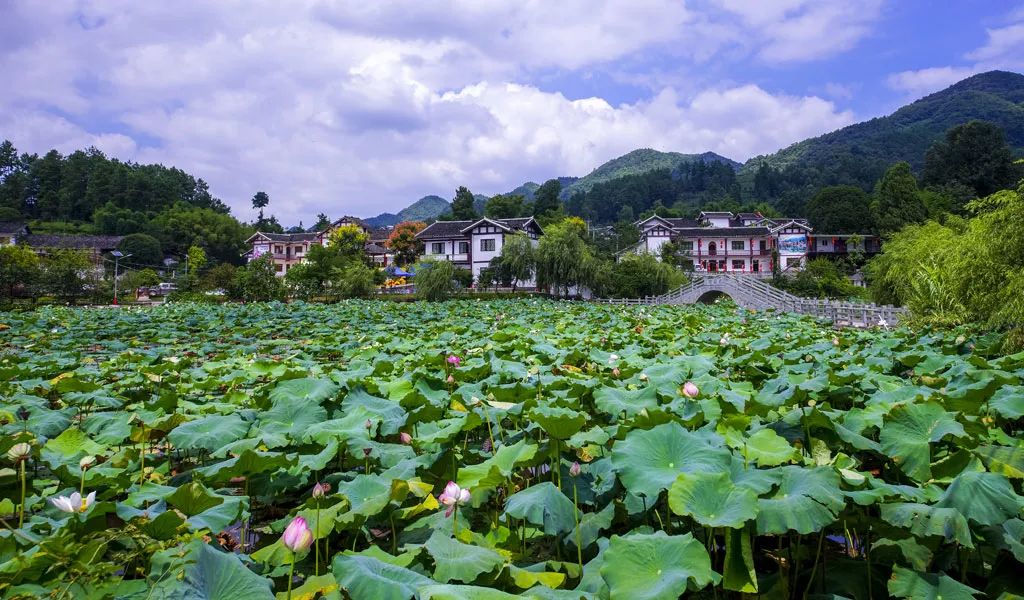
[[111, 251, 132, 305]]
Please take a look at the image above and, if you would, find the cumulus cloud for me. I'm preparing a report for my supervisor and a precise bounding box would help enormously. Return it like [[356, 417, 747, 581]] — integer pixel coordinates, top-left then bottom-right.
[[888, 10, 1024, 98], [0, 0, 868, 223]]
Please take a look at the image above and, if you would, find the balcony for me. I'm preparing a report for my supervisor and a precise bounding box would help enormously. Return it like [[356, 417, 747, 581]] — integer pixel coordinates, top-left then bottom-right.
[[425, 253, 469, 263]]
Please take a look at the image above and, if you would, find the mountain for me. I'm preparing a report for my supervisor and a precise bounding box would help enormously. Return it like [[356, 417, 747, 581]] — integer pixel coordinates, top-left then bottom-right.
[[364, 194, 451, 227], [563, 149, 740, 198], [507, 181, 540, 200], [741, 70, 1024, 182]]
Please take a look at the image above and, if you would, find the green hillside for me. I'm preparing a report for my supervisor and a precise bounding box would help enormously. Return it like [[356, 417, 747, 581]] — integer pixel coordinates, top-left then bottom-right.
[[563, 149, 740, 197], [741, 70, 1024, 182], [365, 194, 451, 227]]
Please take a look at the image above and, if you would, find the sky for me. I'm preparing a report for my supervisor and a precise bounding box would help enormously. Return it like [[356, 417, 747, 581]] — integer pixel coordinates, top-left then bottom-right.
[[1, 1, 1023, 225]]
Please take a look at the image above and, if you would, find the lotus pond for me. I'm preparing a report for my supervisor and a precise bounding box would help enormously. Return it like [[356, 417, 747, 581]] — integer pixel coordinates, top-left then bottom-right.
[[0, 300, 1022, 599]]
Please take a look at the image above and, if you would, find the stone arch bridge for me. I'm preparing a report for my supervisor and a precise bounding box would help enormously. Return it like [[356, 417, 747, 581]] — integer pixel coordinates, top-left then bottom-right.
[[602, 273, 906, 328]]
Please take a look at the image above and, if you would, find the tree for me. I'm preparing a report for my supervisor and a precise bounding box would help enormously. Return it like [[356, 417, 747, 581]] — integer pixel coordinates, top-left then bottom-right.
[[0, 244, 40, 301], [607, 253, 685, 298], [806, 186, 874, 233], [199, 263, 237, 291], [871, 162, 927, 235], [535, 217, 594, 297], [230, 256, 286, 301], [922, 121, 1020, 200], [533, 179, 562, 219], [251, 190, 270, 213], [327, 224, 369, 261], [121, 268, 160, 294], [414, 259, 457, 301], [148, 202, 252, 265], [41, 249, 94, 302], [0, 207, 22, 221], [451, 186, 478, 221], [119, 233, 163, 268], [385, 221, 426, 266], [312, 213, 331, 231], [484, 194, 530, 219], [499, 232, 535, 290]]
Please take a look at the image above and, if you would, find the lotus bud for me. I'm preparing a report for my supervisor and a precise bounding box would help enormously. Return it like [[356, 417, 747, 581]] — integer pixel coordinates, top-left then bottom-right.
[[7, 442, 31, 463], [611, 367, 620, 378], [399, 432, 412, 444], [16, 407, 30, 421], [79, 455, 96, 470], [608, 354, 619, 363], [682, 381, 699, 398], [446, 374, 455, 384], [832, 337, 840, 346], [312, 482, 330, 499], [364, 419, 373, 430], [569, 462, 581, 477], [639, 373, 648, 382], [362, 447, 372, 457], [281, 516, 314, 552], [807, 399, 817, 408], [719, 337, 728, 346]]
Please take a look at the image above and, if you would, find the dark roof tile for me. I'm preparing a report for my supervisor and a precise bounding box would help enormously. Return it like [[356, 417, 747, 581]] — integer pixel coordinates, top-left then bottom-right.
[[23, 234, 124, 250]]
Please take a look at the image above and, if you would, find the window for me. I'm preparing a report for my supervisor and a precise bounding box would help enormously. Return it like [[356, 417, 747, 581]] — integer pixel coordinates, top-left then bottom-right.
[[680, 241, 693, 252], [480, 238, 496, 252], [759, 240, 767, 251], [295, 246, 303, 255], [730, 240, 744, 251], [786, 257, 802, 267], [274, 245, 283, 253], [431, 242, 444, 255], [275, 263, 283, 272], [732, 260, 745, 270], [820, 238, 829, 247], [457, 241, 469, 254]]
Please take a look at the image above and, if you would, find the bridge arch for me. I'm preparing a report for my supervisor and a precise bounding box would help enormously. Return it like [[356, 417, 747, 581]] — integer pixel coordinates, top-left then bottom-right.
[[695, 290, 732, 304]]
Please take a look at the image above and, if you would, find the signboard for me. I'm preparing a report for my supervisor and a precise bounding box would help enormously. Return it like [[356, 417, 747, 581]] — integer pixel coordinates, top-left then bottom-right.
[[777, 234, 807, 254], [252, 244, 269, 258]]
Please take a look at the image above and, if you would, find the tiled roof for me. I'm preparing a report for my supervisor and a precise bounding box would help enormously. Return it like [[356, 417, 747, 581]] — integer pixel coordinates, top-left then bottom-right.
[[255, 232, 321, 242], [673, 227, 772, 237], [665, 218, 700, 228], [365, 242, 389, 254], [0, 222, 27, 234], [22, 234, 124, 250], [416, 220, 472, 239], [699, 211, 734, 217]]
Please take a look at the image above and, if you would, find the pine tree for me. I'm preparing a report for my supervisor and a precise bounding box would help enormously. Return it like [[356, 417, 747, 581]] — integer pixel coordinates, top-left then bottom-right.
[[451, 186, 477, 221], [533, 179, 562, 219]]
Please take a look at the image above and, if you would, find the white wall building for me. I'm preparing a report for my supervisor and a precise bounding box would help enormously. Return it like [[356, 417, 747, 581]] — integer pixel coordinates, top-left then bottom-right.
[[415, 217, 543, 284]]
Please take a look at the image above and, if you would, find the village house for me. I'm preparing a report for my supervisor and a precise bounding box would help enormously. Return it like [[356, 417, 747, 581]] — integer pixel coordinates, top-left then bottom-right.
[[245, 216, 394, 276], [415, 217, 543, 282], [0, 222, 123, 273], [631, 212, 879, 275]]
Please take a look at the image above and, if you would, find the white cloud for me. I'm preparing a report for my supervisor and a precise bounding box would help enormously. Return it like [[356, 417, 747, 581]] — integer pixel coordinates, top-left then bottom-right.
[[0, 0, 868, 223], [888, 11, 1024, 98]]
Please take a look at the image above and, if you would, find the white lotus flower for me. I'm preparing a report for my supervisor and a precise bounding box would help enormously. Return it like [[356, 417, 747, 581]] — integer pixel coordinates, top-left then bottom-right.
[[51, 491, 96, 514]]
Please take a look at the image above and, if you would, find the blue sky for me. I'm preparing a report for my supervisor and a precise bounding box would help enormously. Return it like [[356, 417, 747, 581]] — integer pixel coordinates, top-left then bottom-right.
[[1, 1, 1022, 224]]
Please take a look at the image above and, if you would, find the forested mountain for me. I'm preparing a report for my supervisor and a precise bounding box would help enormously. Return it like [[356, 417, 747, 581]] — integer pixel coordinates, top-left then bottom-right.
[[740, 71, 1024, 194], [364, 194, 451, 227], [562, 149, 739, 198]]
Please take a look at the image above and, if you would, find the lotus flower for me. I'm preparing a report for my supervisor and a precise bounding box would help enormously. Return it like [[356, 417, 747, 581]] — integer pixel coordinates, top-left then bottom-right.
[[312, 482, 330, 499], [399, 432, 412, 444], [682, 381, 699, 398], [438, 481, 471, 517], [7, 442, 31, 463], [569, 462, 581, 477], [639, 373, 648, 382], [611, 367, 620, 378], [79, 455, 96, 469], [51, 491, 96, 514], [447, 355, 461, 367], [281, 516, 314, 552], [608, 354, 619, 364]]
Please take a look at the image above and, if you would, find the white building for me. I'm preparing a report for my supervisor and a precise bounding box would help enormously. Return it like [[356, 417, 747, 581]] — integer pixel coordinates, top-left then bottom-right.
[[245, 216, 394, 277], [415, 217, 543, 283], [631, 212, 869, 275]]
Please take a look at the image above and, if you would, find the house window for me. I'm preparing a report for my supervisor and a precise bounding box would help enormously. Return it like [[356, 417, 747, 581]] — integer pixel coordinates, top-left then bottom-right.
[[274, 245, 283, 253], [820, 238, 829, 247], [730, 240, 744, 251], [731, 260, 745, 270], [759, 240, 768, 251], [431, 242, 444, 255], [480, 238, 496, 252], [680, 241, 693, 252], [275, 263, 283, 272], [457, 241, 469, 254], [295, 246, 303, 255]]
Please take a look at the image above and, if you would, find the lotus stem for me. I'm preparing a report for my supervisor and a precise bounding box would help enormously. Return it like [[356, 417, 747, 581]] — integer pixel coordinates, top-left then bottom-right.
[[802, 529, 825, 599], [241, 478, 249, 552], [315, 501, 321, 577], [18, 461, 26, 528], [482, 405, 496, 453], [286, 552, 295, 600], [572, 482, 582, 572], [453, 505, 459, 537], [390, 511, 397, 554]]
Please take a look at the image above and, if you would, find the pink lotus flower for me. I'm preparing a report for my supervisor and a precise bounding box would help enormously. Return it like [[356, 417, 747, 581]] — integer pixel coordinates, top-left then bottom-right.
[[447, 355, 461, 367], [281, 516, 314, 552], [399, 432, 412, 444], [438, 481, 471, 517], [682, 381, 699, 398], [312, 482, 330, 499], [51, 491, 96, 514], [569, 462, 581, 477]]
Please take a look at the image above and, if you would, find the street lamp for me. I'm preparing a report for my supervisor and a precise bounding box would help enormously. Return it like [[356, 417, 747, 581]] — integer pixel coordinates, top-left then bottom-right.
[[111, 251, 132, 305]]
